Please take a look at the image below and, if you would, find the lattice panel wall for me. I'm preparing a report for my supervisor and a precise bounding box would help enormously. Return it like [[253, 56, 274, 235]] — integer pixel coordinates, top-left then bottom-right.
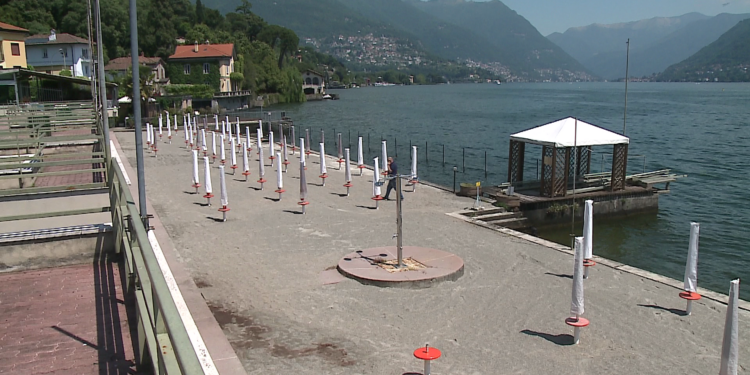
[[540, 146, 554, 197], [553, 148, 568, 197], [611, 144, 628, 190], [507, 140, 525, 183]]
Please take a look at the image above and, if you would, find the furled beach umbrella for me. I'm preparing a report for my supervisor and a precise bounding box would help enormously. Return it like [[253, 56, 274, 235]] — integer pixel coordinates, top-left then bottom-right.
[[187, 112, 191, 129], [357, 136, 365, 176], [152, 127, 158, 156], [319, 142, 328, 186], [236, 118, 241, 149], [583, 200, 596, 279], [381, 140, 388, 176], [221, 120, 226, 141], [409, 145, 419, 192], [173, 114, 177, 132], [344, 148, 352, 196], [565, 237, 589, 345], [220, 135, 226, 165], [305, 128, 311, 156], [320, 129, 325, 144], [146, 123, 152, 147], [203, 156, 213, 206], [282, 136, 290, 172], [257, 139, 266, 189], [158, 119, 163, 140], [184, 121, 190, 147], [218, 165, 229, 222], [719, 279, 740, 375], [275, 152, 285, 200], [290, 125, 296, 154], [372, 157, 384, 209], [167, 120, 172, 144], [230, 138, 238, 174], [257, 128, 263, 157], [227, 118, 233, 144], [258, 119, 263, 138], [268, 131, 275, 162], [189, 123, 195, 150], [680, 222, 701, 315], [300, 138, 306, 170], [214, 115, 218, 131], [201, 129, 207, 157], [211, 132, 217, 163], [298, 156, 309, 213], [191, 150, 200, 193], [337, 133, 344, 169], [242, 143, 250, 181]]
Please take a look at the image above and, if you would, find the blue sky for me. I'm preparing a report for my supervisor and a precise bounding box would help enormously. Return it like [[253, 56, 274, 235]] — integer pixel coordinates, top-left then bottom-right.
[[494, 0, 750, 35]]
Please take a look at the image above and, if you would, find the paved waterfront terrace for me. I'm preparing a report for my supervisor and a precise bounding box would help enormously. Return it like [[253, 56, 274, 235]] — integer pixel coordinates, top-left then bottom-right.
[[115, 129, 748, 375]]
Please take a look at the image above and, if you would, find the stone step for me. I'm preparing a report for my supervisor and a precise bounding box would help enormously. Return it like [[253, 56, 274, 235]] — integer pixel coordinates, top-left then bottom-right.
[[460, 207, 505, 218], [477, 211, 525, 222], [492, 217, 530, 230]]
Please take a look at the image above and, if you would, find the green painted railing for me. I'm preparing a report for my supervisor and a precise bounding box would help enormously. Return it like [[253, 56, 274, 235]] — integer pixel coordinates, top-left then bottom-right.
[[108, 155, 205, 374]]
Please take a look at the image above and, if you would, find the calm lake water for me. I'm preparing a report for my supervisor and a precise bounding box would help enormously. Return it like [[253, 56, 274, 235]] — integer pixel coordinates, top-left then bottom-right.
[[270, 82, 749, 299]]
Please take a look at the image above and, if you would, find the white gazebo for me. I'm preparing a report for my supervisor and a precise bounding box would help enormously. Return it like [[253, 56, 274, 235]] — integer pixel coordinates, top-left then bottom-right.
[[508, 117, 629, 198]]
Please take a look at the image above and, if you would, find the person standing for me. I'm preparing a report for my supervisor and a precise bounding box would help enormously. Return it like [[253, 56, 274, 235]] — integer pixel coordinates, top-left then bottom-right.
[[383, 157, 404, 200]]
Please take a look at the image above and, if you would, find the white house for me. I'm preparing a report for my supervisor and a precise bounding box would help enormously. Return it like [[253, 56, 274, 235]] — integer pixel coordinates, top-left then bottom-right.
[[301, 69, 325, 95], [25, 30, 93, 78]]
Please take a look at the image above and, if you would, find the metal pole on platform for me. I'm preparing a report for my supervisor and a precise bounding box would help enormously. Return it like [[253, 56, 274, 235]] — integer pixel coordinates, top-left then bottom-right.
[[129, 0, 147, 225], [95, 0, 109, 161], [396, 176, 404, 269]]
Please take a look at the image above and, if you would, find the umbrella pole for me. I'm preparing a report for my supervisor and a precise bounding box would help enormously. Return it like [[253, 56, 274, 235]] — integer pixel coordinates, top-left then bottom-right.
[[686, 300, 693, 315]]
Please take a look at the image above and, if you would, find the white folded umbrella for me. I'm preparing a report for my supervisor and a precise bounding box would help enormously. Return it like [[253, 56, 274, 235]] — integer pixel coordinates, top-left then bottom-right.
[[203, 156, 213, 205], [571, 236, 585, 317], [173, 114, 177, 131], [345, 148, 352, 182], [146, 123, 151, 144], [411, 145, 418, 180], [319, 142, 327, 175], [290, 126, 296, 152], [258, 120, 263, 138], [583, 200, 594, 260], [381, 141, 388, 174], [300, 157, 307, 200], [257, 128, 263, 157], [242, 143, 250, 173], [245, 126, 251, 151], [373, 157, 382, 198], [305, 129, 311, 153], [191, 150, 200, 191], [258, 140, 265, 178], [204, 156, 212, 194], [159, 121, 163, 137], [227, 119, 233, 143], [189, 124, 195, 147], [187, 113, 191, 129], [219, 165, 228, 207], [236, 118, 240, 143], [184, 122, 189, 144], [282, 136, 289, 169], [684, 222, 700, 293], [230, 138, 237, 168], [201, 129, 207, 151], [300, 138, 306, 166], [220, 135, 226, 164], [221, 121, 226, 140], [214, 115, 218, 131], [268, 131, 274, 158], [211, 132, 216, 158], [337, 133, 343, 160], [276, 152, 283, 190], [719, 279, 740, 375]]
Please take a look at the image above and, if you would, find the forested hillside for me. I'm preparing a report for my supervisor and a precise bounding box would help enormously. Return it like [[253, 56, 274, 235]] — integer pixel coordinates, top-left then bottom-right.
[[657, 18, 750, 82], [0, 0, 309, 101]]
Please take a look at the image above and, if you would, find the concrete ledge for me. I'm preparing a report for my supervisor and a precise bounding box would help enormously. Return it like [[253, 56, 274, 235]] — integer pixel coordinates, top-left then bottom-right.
[[446, 210, 750, 312]]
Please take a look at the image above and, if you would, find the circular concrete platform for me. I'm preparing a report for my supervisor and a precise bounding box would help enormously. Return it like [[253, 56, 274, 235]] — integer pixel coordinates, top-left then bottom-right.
[[337, 246, 464, 288]]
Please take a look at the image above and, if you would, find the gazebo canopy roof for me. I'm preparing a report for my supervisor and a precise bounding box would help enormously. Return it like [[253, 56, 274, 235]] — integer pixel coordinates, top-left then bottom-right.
[[510, 117, 629, 148]]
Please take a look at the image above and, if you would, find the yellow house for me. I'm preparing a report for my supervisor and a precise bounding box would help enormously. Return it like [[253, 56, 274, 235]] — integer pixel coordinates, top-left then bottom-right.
[[0, 22, 29, 69]]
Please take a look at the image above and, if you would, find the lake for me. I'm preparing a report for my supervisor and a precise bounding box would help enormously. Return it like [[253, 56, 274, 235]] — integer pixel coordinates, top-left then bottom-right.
[[269, 82, 750, 299]]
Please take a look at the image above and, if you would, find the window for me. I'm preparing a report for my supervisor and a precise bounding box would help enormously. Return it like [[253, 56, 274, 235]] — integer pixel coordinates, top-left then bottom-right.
[[11, 43, 20, 56], [84, 66, 89, 76], [203, 63, 210, 74], [81, 49, 88, 59], [43, 48, 48, 58], [184, 64, 190, 75]]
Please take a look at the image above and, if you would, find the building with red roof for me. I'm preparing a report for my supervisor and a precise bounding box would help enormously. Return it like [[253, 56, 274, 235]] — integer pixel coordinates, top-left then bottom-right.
[[0, 21, 29, 69], [168, 42, 236, 93]]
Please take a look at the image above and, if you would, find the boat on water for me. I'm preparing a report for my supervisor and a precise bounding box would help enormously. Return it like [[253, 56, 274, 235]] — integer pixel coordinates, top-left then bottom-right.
[[373, 82, 396, 87]]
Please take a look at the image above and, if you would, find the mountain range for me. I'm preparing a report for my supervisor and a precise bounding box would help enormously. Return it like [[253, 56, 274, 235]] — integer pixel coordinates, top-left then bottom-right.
[[548, 12, 750, 80], [658, 18, 750, 82], [205, 0, 593, 82]]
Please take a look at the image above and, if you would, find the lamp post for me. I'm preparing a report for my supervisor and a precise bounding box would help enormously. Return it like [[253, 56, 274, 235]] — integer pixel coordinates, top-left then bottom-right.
[[453, 166, 458, 194]]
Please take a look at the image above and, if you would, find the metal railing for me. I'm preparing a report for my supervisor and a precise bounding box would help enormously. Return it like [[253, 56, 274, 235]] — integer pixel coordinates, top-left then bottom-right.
[[108, 152, 204, 374]]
